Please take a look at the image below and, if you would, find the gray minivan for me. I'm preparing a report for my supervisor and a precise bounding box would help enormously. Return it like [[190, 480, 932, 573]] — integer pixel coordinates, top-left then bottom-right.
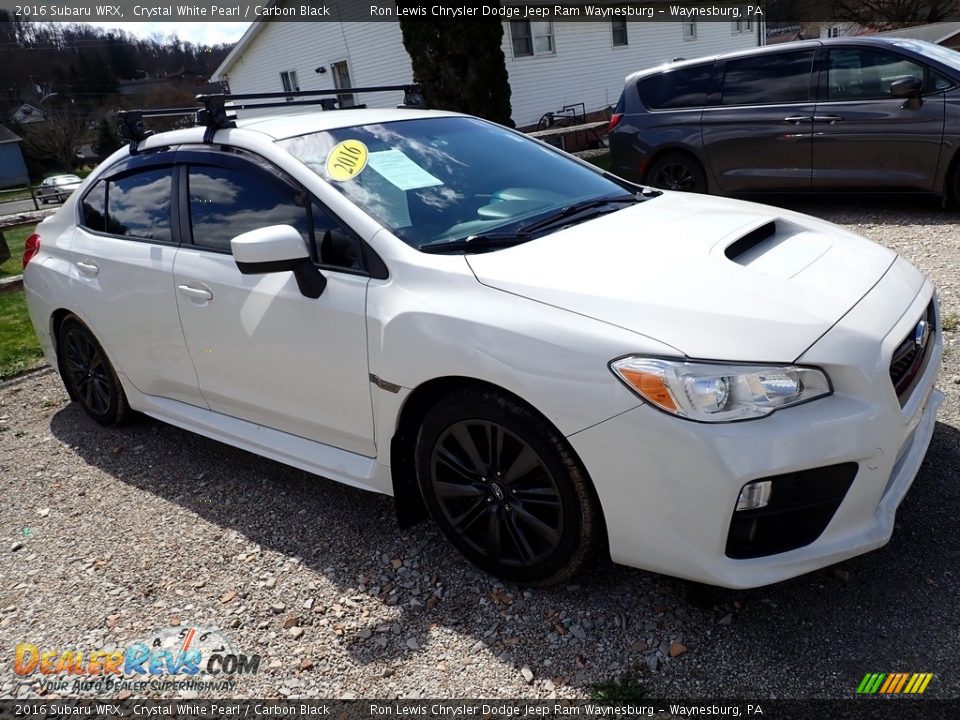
[[608, 37, 960, 201]]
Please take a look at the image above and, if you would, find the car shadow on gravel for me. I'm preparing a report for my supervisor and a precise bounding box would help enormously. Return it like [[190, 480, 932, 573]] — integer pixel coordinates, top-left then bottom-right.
[[47, 403, 960, 696]]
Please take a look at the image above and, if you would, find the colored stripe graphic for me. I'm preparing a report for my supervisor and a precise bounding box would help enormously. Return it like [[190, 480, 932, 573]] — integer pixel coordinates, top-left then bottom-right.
[[857, 673, 933, 694]]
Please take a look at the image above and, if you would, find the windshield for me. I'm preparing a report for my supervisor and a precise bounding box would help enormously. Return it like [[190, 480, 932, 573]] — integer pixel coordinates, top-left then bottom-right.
[[278, 116, 639, 250]]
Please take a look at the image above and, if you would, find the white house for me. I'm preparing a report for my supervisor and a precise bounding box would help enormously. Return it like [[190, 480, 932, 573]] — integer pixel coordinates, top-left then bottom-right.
[[211, 19, 760, 127]]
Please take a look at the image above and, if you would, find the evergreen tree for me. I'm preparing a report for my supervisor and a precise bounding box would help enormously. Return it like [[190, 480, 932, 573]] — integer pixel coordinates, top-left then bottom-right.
[[93, 117, 122, 158], [399, 18, 513, 127]]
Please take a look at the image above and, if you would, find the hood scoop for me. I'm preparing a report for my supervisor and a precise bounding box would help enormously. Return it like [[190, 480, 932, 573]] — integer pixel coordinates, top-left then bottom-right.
[[719, 218, 834, 279], [725, 221, 777, 263]]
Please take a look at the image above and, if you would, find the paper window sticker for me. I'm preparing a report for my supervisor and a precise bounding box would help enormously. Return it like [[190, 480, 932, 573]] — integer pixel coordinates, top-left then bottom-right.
[[367, 150, 444, 191]]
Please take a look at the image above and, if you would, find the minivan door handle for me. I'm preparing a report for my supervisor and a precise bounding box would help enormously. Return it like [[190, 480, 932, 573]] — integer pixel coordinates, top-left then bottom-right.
[[782, 116, 811, 124], [813, 114, 845, 123], [76, 260, 99, 277]]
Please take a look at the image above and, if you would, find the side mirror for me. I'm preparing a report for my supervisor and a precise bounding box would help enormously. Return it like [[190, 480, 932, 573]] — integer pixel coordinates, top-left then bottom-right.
[[231, 224, 326, 299], [891, 76, 923, 109], [890, 77, 922, 98]]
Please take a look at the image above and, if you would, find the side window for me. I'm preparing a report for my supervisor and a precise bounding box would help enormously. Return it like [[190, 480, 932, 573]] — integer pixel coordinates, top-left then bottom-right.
[[187, 164, 309, 253], [80, 180, 106, 232], [312, 204, 361, 270], [721, 50, 816, 105], [827, 49, 933, 100], [638, 64, 713, 110], [106, 167, 173, 242]]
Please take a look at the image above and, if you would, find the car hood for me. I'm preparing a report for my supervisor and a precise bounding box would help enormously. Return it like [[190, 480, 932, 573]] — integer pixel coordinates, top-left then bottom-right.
[[466, 192, 897, 361]]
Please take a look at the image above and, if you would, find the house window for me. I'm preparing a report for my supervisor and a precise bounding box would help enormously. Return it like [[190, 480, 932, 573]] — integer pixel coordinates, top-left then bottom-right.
[[828, 26, 841, 38], [683, 22, 697, 41], [280, 70, 299, 100], [330, 61, 356, 108], [612, 20, 628, 46], [511, 21, 554, 57], [733, 20, 753, 34]]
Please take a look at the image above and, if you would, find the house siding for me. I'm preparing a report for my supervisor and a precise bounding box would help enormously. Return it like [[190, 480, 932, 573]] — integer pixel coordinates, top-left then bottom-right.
[[221, 23, 413, 115], [504, 21, 758, 126], [216, 21, 758, 126]]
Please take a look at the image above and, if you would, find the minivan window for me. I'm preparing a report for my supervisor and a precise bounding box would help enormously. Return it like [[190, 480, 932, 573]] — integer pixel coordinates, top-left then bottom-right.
[[827, 49, 935, 100], [106, 168, 173, 242], [721, 50, 815, 105], [638, 64, 712, 109]]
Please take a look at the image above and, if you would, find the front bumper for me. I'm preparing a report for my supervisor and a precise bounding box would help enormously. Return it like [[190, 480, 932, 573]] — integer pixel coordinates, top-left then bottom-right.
[[569, 259, 943, 588]]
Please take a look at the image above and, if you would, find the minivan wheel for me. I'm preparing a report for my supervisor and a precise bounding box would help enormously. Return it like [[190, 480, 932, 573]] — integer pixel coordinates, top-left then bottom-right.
[[415, 388, 601, 586], [58, 317, 129, 426], [647, 152, 708, 193]]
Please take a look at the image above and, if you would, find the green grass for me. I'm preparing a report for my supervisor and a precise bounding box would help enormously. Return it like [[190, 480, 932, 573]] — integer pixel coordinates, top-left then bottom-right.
[[0, 225, 33, 278], [587, 152, 612, 171], [590, 672, 647, 703], [0, 289, 44, 380], [942, 312, 959, 333]]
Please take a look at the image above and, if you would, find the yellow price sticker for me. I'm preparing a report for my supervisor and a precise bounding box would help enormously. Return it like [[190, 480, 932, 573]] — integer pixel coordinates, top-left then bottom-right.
[[326, 140, 368, 182]]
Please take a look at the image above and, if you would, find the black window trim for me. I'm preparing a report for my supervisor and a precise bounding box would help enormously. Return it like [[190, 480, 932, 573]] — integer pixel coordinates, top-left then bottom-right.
[[77, 153, 180, 247], [176, 146, 385, 279]]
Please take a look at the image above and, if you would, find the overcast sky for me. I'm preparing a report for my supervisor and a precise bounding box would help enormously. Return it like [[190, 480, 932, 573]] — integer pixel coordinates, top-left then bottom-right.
[[87, 22, 251, 46]]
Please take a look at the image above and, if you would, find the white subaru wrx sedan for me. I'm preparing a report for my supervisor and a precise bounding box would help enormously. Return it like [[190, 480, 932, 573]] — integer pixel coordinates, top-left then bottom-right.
[[22, 108, 943, 588]]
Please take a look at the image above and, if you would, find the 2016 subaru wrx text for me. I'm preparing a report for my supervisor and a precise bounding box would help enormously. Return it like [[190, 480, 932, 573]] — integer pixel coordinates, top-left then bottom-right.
[[22, 94, 943, 587]]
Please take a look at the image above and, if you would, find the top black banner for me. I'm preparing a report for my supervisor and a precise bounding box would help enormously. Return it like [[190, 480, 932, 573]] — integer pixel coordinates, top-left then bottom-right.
[[2, 0, 958, 24]]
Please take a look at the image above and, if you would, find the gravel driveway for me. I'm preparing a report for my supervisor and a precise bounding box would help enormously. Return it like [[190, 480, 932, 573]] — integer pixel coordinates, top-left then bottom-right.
[[1, 198, 958, 700]]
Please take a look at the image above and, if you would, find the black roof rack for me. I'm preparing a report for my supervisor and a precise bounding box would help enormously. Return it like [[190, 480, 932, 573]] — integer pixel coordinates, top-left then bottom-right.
[[116, 84, 424, 150]]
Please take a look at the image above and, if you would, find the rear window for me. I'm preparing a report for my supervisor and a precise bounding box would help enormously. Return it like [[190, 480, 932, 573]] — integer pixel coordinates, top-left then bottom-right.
[[638, 64, 712, 109], [721, 50, 816, 105]]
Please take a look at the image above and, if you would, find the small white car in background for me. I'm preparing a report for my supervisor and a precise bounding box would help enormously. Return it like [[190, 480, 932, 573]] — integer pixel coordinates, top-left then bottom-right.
[[36, 174, 83, 204], [21, 105, 943, 588]]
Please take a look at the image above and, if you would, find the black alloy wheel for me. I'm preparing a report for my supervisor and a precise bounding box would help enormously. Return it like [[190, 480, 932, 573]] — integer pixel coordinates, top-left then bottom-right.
[[416, 388, 602, 585], [430, 419, 564, 568], [647, 152, 708, 193], [58, 317, 129, 426]]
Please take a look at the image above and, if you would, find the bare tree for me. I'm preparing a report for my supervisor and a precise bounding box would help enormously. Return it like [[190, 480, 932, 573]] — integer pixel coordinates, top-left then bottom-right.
[[832, 0, 959, 28], [17, 106, 87, 171]]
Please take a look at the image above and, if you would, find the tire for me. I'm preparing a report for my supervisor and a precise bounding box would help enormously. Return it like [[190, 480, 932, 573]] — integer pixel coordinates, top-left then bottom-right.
[[415, 387, 602, 586], [57, 317, 129, 426], [646, 152, 708, 193]]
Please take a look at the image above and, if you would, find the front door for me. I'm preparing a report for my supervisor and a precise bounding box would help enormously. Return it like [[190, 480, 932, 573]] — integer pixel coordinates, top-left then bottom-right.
[[171, 152, 376, 456], [812, 47, 947, 191]]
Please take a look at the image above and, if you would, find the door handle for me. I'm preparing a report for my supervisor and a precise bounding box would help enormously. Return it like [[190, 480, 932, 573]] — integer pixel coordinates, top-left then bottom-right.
[[177, 284, 214, 302], [813, 115, 844, 123], [76, 260, 99, 277], [782, 116, 811, 124]]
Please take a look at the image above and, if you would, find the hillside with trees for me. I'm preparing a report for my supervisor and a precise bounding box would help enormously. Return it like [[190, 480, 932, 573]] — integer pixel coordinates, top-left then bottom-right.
[[0, 13, 232, 178]]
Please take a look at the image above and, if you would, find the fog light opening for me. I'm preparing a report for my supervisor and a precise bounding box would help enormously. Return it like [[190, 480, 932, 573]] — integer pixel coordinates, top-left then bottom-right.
[[736, 480, 772, 512]]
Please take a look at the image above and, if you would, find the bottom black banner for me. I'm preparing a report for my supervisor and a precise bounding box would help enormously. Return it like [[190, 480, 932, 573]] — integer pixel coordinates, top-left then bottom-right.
[[0, 699, 956, 720]]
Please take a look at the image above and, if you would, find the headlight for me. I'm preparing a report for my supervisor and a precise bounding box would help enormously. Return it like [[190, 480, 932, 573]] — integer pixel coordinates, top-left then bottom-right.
[[610, 357, 831, 422]]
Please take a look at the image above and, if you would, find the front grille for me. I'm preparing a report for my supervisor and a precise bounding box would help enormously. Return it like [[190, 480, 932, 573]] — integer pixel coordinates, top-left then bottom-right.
[[889, 302, 936, 406], [725, 463, 858, 559]]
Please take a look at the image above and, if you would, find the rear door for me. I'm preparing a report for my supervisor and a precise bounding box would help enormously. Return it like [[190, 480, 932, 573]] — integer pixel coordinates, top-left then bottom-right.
[[171, 149, 376, 456], [701, 48, 818, 192], [70, 153, 205, 407], [812, 46, 947, 190]]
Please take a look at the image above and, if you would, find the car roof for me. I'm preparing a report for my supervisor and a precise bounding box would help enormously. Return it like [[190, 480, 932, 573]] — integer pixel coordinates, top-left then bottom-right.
[[623, 36, 930, 84], [232, 107, 463, 140]]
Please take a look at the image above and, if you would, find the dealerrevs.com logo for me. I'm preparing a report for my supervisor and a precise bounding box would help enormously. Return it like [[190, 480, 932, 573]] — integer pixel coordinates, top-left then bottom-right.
[[14, 626, 261, 694]]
